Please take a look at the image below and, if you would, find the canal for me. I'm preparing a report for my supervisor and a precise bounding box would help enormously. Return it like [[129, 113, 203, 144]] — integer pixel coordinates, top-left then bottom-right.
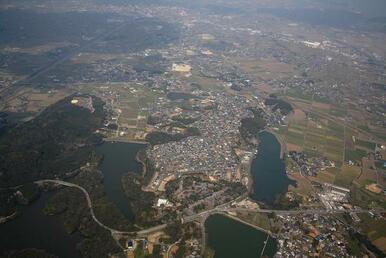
[[250, 131, 295, 204], [0, 191, 82, 258], [205, 214, 277, 258], [96, 141, 146, 220]]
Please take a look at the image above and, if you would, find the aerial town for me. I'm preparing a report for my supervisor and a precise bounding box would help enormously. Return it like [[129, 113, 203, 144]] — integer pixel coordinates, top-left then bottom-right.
[[0, 0, 386, 258]]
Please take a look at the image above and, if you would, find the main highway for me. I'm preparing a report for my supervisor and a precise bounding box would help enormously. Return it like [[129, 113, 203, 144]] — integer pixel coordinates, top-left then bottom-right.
[[33, 180, 384, 238], [183, 204, 382, 223]]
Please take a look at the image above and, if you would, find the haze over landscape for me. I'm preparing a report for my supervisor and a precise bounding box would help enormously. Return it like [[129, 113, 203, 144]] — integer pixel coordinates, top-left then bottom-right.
[[0, 0, 386, 257]]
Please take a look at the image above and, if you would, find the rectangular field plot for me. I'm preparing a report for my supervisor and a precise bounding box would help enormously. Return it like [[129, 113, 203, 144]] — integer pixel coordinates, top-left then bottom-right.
[[121, 108, 139, 118], [324, 143, 343, 154], [305, 132, 325, 142], [276, 125, 288, 136], [286, 89, 313, 102], [118, 118, 138, 126], [345, 148, 367, 162], [286, 130, 305, 145], [304, 143, 324, 155], [324, 150, 343, 164], [355, 139, 376, 150], [306, 127, 325, 137], [329, 107, 347, 117], [123, 101, 139, 110], [326, 121, 344, 137], [304, 147, 321, 158]]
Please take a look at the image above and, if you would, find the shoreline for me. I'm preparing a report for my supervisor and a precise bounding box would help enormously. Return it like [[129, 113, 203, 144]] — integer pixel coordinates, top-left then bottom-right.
[[202, 212, 275, 257], [103, 137, 149, 145], [217, 212, 273, 236], [244, 132, 261, 196], [0, 212, 17, 224], [246, 130, 289, 207], [246, 151, 255, 195], [266, 128, 286, 159], [135, 151, 147, 178]]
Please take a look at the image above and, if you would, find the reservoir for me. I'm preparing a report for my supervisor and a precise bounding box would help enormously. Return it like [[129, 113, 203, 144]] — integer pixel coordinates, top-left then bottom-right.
[[96, 141, 146, 220], [0, 191, 81, 258], [250, 131, 295, 204], [205, 214, 277, 258]]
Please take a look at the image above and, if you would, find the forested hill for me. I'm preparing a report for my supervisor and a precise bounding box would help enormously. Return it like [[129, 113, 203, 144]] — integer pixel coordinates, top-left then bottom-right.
[[0, 95, 105, 187]]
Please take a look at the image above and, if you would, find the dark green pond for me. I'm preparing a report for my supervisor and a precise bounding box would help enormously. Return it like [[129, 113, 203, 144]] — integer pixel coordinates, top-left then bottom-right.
[[205, 214, 277, 258], [96, 141, 146, 220], [0, 191, 81, 258], [251, 131, 295, 204]]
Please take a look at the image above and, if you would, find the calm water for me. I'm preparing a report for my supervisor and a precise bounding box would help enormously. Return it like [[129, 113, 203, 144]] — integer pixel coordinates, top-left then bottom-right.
[[205, 214, 277, 258], [0, 192, 81, 258], [96, 141, 146, 220], [251, 131, 295, 204]]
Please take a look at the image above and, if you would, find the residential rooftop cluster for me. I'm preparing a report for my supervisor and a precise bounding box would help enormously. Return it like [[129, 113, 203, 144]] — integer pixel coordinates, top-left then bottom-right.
[[287, 151, 336, 177], [146, 92, 260, 190], [275, 213, 352, 257]]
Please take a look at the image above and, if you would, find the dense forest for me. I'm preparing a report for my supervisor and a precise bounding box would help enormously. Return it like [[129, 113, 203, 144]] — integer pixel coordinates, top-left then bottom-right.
[[0, 95, 105, 187], [43, 186, 123, 257], [0, 95, 129, 257]]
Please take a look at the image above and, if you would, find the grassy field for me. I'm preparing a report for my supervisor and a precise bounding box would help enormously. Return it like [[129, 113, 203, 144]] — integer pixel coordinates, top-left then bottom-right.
[[235, 211, 271, 231], [334, 165, 361, 188], [344, 149, 367, 162], [186, 72, 223, 91], [355, 138, 376, 150], [285, 89, 313, 102]]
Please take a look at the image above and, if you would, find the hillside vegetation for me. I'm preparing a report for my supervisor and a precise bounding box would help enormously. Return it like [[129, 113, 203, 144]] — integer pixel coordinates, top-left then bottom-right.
[[0, 95, 105, 187]]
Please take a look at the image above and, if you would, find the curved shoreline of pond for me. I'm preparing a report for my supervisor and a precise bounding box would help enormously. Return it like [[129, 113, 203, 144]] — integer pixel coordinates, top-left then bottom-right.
[[204, 213, 277, 258], [95, 141, 147, 221], [0, 191, 82, 258], [249, 131, 296, 205]]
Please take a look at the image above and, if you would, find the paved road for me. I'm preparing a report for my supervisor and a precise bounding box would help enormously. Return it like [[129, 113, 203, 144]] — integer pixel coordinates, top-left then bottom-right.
[[226, 207, 381, 215], [24, 180, 386, 240], [184, 205, 383, 223], [35, 179, 130, 234], [182, 194, 247, 223], [136, 224, 167, 236], [35, 179, 166, 236]]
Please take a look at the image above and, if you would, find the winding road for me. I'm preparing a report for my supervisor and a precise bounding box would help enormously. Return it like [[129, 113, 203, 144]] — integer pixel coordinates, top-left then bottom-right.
[[35, 179, 166, 236], [35, 179, 128, 234], [34, 179, 384, 240]]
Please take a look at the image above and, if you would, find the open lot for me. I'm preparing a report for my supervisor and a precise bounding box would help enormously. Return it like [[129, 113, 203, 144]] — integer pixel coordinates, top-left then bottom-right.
[[334, 165, 361, 188]]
